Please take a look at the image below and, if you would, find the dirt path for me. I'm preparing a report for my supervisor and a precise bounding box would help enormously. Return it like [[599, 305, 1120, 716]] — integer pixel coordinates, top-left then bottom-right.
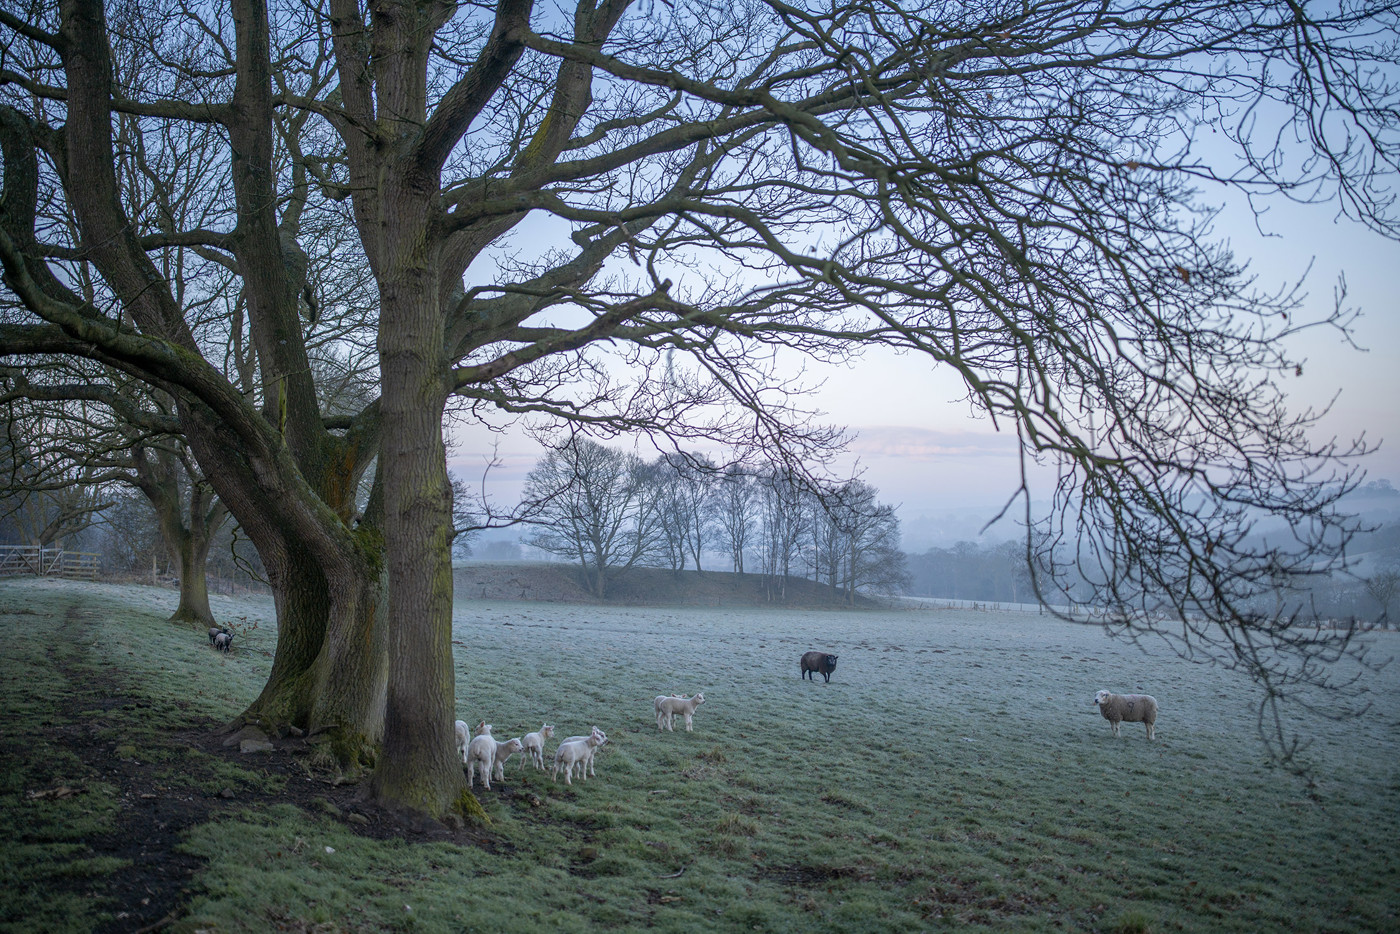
[[6, 598, 495, 933]]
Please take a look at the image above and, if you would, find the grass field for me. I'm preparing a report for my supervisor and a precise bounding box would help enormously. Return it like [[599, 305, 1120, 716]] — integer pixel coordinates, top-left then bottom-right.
[[1, 576, 1397, 933]]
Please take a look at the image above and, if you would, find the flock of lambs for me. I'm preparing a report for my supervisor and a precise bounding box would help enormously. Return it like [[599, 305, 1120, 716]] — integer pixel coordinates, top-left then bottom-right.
[[453, 690, 708, 789], [435, 643, 1160, 793]]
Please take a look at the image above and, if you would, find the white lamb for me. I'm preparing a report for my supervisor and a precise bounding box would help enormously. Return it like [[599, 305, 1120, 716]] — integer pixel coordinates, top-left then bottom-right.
[[552, 728, 605, 785], [493, 738, 525, 781], [454, 720, 470, 764], [455, 719, 493, 764], [655, 692, 705, 732], [1094, 689, 1159, 740], [466, 734, 523, 790], [554, 726, 607, 778], [520, 723, 555, 771]]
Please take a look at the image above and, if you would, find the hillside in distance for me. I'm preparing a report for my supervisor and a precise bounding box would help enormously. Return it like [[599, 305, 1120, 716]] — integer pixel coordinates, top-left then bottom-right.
[[453, 562, 879, 608]]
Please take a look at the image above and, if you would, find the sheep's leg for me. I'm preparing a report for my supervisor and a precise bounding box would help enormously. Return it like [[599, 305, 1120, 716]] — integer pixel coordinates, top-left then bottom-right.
[[1146, 723, 1155, 741], [684, 713, 692, 731]]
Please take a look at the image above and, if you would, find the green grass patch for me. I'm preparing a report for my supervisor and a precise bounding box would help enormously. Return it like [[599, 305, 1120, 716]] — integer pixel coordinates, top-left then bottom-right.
[[2, 578, 1398, 932]]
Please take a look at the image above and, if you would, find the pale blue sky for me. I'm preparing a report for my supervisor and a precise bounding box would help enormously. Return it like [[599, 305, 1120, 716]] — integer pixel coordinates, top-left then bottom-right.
[[448, 195, 1399, 525]]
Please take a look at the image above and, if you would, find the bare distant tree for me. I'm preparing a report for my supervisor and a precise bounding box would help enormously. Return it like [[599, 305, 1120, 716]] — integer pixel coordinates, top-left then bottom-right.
[[757, 470, 810, 602], [0, 403, 115, 546], [1364, 569, 1400, 629], [649, 452, 715, 573], [522, 438, 662, 597], [129, 437, 228, 625], [825, 481, 907, 603], [1, 364, 232, 623], [448, 477, 479, 561], [714, 467, 760, 575]]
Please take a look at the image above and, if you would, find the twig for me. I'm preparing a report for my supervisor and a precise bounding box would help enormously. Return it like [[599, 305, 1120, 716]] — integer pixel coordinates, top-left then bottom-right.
[[131, 908, 179, 934], [658, 863, 689, 879]]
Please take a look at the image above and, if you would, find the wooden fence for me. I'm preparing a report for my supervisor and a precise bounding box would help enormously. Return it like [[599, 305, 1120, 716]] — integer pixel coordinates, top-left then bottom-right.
[[0, 545, 100, 581]]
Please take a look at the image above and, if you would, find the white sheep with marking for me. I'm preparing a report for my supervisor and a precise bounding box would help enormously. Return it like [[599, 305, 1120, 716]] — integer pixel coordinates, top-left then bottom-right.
[[551, 728, 605, 785], [1094, 689, 1158, 740], [655, 692, 705, 732], [467, 734, 523, 789], [520, 723, 554, 771]]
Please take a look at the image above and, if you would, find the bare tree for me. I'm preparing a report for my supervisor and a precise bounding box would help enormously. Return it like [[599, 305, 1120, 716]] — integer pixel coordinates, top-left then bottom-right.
[[2, 0, 1396, 813], [757, 469, 810, 602], [714, 466, 760, 575], [129, 435, 229, 625], [1, 379, 233, 622], [1364, 568, 1400, 629], [0, 429, 111, 547], [649, 452, 715, 573], [822, 481, 906, 603], [522, 437, 662, 597]]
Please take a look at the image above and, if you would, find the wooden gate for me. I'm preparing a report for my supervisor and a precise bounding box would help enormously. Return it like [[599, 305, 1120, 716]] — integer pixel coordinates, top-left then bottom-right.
[[0, 545, 99, 580]]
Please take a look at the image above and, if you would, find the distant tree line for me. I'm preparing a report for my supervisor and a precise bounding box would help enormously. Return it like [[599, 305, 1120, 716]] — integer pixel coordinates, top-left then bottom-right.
[[905, 520, 1400, 627], [519, 438, 907, 602], [904, 540, 1035, 605]]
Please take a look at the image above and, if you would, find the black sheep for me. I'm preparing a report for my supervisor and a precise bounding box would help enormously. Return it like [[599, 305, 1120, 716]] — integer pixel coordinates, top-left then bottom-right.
[[800, 650, 838, 682]]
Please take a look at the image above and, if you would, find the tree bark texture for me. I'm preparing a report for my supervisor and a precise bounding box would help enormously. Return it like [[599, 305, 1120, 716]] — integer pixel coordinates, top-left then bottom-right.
[[365, 180, 463, 814]]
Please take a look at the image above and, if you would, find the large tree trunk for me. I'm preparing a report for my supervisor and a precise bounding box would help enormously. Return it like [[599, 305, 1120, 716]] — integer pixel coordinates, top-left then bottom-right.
[[212, 447, 388, 768], [212, 0, 387, 765], [241, 536, 388, 768], [168, 529, 216, 626], [365, 199, 465, 816], [134, 448, 226, 628]]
